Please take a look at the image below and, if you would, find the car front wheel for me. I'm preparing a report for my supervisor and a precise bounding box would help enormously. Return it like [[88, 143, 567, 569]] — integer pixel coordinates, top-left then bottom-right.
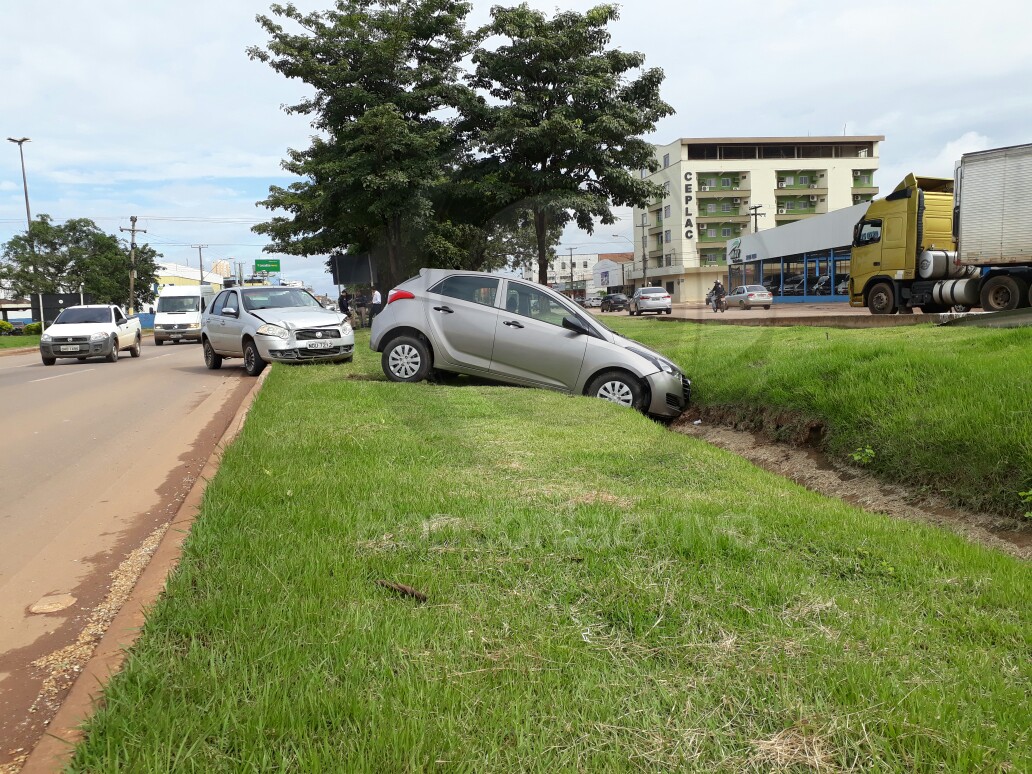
[[106, 338, 119, 362], [587, 371, 644, 412], [383, 336, 431, 383], [243, 339, 266, 377]]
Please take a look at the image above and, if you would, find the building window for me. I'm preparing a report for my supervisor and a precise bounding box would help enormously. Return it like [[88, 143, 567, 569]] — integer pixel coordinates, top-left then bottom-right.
[[799, 174, 809, 185], [785, 201, 796, 210], [707, 203, 717, 214], [721, 227, 732, 237], [706, 177, 717, 187], [663, 180, 670, 195], [721, 202, 732, 213], [561, 262, 566, 270], [663, 153, 670, 168], [707, 229, 717, 238], [721, 177, 731, 187], [582, 261, 588, 268], [784, 175, 794, 186], [663, 205, 671, 218], [664, 229, 671, 243]]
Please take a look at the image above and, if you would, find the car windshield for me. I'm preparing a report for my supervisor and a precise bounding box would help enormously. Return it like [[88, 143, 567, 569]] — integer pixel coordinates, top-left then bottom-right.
[[157, 296, 199, 313], [744, 285, 767, 292], [53, 308, 111, 324], [241, 288, 322, 311]]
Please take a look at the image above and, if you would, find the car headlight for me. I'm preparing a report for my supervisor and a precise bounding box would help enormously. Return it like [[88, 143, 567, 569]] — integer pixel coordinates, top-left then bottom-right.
[[340, 321, 352, 336], [41, 333, 51, 343], [89, 331, 108, 342], [626, 345, 677, 374], [256, 323, 289, 340], [187, 323, 200, 330]]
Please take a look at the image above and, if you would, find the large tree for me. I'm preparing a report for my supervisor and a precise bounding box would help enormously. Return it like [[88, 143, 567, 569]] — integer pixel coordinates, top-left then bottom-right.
[[471, 3, 673, 284], [248, 0, 477, 288], [0, 215, 159, 308]]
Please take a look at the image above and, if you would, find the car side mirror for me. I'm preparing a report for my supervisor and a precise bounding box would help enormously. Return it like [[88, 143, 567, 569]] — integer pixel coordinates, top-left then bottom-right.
[[562, 315, 591, 336], [223, 306, 238, 317]]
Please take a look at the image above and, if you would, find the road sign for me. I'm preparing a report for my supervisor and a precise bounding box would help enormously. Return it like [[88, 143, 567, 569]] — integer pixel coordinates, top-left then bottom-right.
[[254, 259, 281, 273]]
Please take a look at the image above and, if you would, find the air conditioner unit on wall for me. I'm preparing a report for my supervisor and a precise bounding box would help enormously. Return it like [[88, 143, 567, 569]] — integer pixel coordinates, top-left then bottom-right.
[[731, 186, 740, 190], [852, 170, 862, 176], [809, 183, 818, 189], [853, 195, 862, 202], [778, 208, 786, 214], [777, 182, 786, 188], [733, 198, 741, 204], [809, 195, 817, 202], [700, 185, 710, 191]]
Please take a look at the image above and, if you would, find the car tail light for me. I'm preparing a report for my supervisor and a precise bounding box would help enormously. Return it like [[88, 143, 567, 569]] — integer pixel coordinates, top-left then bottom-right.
[[387, 289, 415, 304], [747, 293, 755, 298]]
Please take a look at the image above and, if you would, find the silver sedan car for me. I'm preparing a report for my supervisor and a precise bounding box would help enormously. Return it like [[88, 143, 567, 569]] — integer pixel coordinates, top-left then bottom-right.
[[201, 286, 355, 376], [628, 286, 672, 315], [725, 285, 773, 310], [370, 270, 691, 419]]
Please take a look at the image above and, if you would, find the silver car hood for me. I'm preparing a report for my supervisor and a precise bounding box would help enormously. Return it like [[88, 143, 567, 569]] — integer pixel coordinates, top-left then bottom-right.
[[251, 307, 348, 329]]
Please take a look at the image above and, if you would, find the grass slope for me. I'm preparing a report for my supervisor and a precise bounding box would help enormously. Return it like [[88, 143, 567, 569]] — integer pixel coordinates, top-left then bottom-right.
[[72, 337, 1030, 771], [604, 319, 1032, 517]]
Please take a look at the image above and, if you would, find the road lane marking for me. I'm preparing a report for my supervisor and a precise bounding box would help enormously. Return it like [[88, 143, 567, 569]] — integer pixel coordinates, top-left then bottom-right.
[[30, 369, 96, 383]]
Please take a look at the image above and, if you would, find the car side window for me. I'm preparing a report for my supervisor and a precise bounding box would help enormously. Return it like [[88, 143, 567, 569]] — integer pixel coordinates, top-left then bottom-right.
[[113, 307, 124, 323], [504, 284, 571, 328], [430, 275, 499, 307], [211, 291, 230, 316]]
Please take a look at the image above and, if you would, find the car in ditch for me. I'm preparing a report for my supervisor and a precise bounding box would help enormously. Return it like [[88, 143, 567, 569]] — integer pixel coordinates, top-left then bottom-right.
[[201, 286, 355, 376], [370, 269, 691, 419]]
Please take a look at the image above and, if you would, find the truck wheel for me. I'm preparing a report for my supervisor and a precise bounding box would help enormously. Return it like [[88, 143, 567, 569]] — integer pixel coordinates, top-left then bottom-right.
[[980, 275, 1026, 312], [106, 337, 119, 362], [867, 282, 897, 315], [42, 356, 56, 366], [243, 339, 266, 377], [130, 334, 141, 358], [203, 339, 222, 370], [155, 338, 163, 346]]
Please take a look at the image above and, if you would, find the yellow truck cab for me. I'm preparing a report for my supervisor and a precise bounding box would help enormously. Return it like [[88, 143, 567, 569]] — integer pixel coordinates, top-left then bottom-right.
[[848, 174, 956, 313]]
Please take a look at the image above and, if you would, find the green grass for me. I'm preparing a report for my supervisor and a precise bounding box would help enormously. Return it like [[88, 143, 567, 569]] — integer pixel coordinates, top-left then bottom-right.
[[0, 334, 39, 350], [603, 318, 1032, 517], [71, 333, 1031, 772]]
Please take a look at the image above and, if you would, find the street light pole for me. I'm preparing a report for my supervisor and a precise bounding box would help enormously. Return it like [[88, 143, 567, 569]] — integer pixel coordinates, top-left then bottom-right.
[[8, 137, 39, 323]]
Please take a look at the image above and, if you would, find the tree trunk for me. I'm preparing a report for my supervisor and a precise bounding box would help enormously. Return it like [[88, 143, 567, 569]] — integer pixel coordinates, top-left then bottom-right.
[[534, 207, 549, 285], [385, 216, 404, 290]]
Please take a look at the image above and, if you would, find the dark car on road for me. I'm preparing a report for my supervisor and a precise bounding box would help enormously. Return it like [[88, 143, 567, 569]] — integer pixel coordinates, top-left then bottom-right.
[[600, 293, 628, 312]]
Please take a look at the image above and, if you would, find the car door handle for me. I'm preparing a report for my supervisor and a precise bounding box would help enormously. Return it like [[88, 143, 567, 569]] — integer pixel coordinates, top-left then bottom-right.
[[503, 320, 524, 328], [433, 306, 454, 314]]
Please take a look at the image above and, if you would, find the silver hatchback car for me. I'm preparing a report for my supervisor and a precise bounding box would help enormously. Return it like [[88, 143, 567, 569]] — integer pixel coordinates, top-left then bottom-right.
[[370, 270, 691, 419]]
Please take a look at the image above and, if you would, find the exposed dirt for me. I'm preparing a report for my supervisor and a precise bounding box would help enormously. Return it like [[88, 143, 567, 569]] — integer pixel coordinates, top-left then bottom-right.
[[671, 409, 1031, 560]]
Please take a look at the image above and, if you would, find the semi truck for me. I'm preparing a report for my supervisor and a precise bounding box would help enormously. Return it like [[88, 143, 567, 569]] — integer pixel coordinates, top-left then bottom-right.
[[849, 143, 1032, 314]]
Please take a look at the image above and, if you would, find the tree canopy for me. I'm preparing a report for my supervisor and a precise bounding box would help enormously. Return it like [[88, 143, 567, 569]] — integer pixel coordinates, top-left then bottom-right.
[[249, 0, 670, 287], [0, 215, 160, 308]]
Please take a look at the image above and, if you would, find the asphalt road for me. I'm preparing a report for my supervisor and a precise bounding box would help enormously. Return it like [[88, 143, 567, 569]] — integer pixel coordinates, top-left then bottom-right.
[[0, 340, 255, 765]]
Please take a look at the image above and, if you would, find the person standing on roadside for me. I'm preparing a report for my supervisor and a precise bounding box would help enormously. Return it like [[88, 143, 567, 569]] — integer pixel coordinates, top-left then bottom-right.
[[355, 289, 369, 328], [338, 289, 350, 315], [370, 286, 383, 320]]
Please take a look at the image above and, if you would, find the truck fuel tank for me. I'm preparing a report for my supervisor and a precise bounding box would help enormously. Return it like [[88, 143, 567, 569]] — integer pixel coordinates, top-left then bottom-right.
[[918, 250, 979, 280]]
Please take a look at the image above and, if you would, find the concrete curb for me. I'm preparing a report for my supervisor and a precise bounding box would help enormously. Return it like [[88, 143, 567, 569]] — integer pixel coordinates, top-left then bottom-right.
[[20, 369, 269, 773]]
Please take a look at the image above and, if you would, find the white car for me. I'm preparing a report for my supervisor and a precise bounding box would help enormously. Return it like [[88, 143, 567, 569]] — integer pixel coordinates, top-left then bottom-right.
[[201, 286, 355, 376], [628, 287, 672, 315], [725, 285, 773, 310], [39, 304, 142, 365]]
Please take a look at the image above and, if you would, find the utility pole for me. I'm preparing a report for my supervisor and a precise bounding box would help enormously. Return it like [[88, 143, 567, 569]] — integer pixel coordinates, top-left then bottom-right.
[[120, 216, 146, 314], [192, 244, 208, 287], [636, 217, 650, 288], [568, 247, 574, 300], [748, 204, 766, 234]]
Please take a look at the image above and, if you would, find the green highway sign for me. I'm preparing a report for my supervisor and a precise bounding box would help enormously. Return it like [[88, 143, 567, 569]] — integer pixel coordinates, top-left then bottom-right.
[[254, 259, 281, 273]]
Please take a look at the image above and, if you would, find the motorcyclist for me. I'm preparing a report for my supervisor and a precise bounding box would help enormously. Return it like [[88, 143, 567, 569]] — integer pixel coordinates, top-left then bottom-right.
[[709, 279, 726, 312]]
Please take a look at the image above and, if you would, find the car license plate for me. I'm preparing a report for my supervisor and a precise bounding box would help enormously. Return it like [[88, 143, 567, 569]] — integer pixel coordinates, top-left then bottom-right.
[[307, 341, 333, 349], [60, 345, 80, 352], [169, 333, 182, 339]]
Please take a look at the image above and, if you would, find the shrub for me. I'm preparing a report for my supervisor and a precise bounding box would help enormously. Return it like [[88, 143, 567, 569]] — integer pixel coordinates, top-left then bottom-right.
[[23, 322, 42, 335]]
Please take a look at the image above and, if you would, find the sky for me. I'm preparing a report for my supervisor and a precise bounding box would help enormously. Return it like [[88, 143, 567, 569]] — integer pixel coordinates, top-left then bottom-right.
[[3, 0, 1031, 296]]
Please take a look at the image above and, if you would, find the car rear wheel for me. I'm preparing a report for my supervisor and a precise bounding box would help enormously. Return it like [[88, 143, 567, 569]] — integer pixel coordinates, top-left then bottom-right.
[[243, 340, 266, 377], [383, 336, 431, 383], [130, 334, 141, 358], [587, 371, 644, 411], [763, 305, 771, 310], [203, 339, 222, 370]]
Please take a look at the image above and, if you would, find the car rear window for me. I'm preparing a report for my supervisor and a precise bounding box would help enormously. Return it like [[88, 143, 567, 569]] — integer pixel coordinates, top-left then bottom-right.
[[744, 285, 767, 292], [641, 288, 666, 295]]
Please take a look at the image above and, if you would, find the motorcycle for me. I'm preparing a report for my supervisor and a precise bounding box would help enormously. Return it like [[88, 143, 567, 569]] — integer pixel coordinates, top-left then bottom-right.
[[705, 291, 727, 313]]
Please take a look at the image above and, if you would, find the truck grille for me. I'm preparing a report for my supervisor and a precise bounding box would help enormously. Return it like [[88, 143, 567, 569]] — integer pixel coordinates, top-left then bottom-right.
[[296, 328, 341, 340], [54, 335, 89, 344]]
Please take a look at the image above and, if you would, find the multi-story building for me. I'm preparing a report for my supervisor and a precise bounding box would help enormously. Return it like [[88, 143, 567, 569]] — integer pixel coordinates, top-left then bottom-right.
[[523, 253, 602, 301], [630, 136, 883, 302]]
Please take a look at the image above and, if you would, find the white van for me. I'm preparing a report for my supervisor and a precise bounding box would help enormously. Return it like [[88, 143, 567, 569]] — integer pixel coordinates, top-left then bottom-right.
[[153, 285, 216, 345]]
